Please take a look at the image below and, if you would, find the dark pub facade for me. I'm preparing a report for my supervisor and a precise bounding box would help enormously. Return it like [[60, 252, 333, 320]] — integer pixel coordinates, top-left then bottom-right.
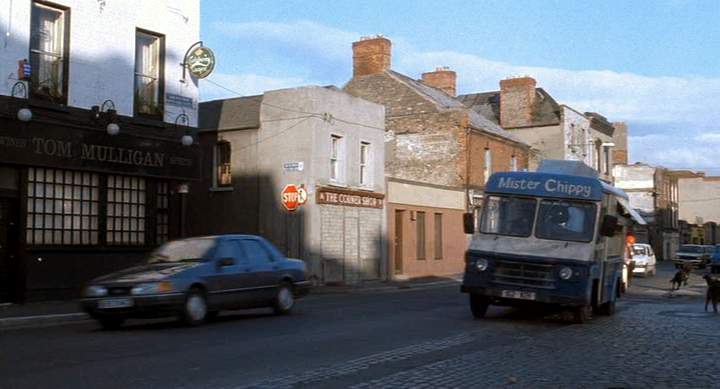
[[0, 0, 204, 302]]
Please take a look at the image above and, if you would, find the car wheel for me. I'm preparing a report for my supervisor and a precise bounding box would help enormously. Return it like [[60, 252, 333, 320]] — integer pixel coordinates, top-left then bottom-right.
[[572, 305, 592, 324], [98, 316, 125, 330], [273, 283, 295, 315], [182, 288, 208, 326], [469, 294, 490, 319]]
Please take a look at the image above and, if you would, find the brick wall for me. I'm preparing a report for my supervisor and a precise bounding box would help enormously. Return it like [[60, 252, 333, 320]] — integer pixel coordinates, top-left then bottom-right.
[[500, 77, 536, 128]]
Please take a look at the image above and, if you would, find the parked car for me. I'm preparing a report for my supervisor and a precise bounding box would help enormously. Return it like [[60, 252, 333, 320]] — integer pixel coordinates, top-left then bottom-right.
[[711, 245, 720, 274], [631, 243, 656, 277], [673, 244, 713, 269], [81, 235, 311, 329]]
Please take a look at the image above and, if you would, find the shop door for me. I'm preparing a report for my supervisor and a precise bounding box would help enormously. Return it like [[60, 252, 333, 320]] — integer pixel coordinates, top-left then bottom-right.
[[0, 198, 19, 303], [394, 210, 404, 274]]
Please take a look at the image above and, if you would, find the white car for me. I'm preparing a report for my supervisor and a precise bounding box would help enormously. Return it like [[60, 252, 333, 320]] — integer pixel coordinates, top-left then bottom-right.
[[631, 243, 656, 277]]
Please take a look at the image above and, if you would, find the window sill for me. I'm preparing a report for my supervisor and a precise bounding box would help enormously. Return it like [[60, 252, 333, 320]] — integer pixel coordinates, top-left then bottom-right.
[[327, 182, 348, 188], [209, 186, 234, 192]]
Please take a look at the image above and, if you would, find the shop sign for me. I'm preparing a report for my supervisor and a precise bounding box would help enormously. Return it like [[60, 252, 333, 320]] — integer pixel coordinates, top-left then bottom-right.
[[166, 94, 195, 109], [283, 161, 304, 172], [316, 186, 384, 209], [0, 122, 200, 180]]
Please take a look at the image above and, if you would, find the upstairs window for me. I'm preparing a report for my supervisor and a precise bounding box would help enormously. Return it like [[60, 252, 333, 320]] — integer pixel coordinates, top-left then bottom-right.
[[330, 135, 344, 182], [360, 141, 371, 187], [511, 155, 518, 172], [134, 29, 164, 117], [30, 2, 68, 103], [484, 148, 492, 183], [215, 141, 232, 187]]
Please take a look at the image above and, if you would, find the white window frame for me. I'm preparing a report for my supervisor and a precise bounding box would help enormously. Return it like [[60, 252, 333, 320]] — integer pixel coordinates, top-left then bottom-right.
[[330, 134, 345, 183], [511, 155, 518, 172], [484, 148, 492, 183], [359, 141, 372, 188]]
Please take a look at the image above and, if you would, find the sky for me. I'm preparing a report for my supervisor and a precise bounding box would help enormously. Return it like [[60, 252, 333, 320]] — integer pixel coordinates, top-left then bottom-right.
[[199, 0, 720, 173]]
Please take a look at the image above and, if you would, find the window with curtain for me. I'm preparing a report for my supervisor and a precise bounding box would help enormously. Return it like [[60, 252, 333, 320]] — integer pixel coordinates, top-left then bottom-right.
[[30, 2, 67, 102], [330, 135, 343, 182], [134, 30, 164, 117], [215, 142, 232, 187], [26, 168, 99, 246], [107, 176, 146, 245]]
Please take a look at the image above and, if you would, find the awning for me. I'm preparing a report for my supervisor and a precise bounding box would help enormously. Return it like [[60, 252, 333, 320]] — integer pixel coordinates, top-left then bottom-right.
[[617, 196, 647, 225]]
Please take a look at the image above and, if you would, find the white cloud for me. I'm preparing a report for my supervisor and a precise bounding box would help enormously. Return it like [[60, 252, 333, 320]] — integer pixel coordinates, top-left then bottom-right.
[[210, 20, 720, 171], [200, 73, 315, 101]]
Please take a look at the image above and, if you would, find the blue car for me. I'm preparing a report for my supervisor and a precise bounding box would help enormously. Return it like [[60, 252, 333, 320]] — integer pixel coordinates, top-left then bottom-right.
[[711, 245, 720, 274], [81, 235, 311, 329]]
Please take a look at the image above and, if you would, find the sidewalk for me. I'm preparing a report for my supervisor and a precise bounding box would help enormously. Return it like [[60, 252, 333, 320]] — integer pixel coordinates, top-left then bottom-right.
[[0, 274, 462, 329]]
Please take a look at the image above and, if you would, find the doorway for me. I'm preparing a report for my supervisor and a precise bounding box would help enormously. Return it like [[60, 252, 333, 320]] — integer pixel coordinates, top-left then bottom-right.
[[0, 198, 19, 303], [394, 210, 404, 274]]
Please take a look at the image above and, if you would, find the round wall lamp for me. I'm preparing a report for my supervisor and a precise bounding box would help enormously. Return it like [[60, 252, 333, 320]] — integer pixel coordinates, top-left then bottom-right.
[[106, 122, 120, 136], [181, 134, 194, 146], [17, 108, 33, 122]]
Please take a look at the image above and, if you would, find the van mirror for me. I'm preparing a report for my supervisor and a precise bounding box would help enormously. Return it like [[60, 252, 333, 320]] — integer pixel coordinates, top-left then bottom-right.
[[599, 215, 619, 237], [463, 213, 475, 234]]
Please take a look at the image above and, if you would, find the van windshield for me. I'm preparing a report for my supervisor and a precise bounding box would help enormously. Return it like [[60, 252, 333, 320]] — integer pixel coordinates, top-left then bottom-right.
[[535, 200, 597, 242], [480, 196, 537, 237]]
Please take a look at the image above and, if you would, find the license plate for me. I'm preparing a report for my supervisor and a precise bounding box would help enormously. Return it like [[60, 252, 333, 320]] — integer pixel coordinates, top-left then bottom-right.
[[98, 298, 133, 309], [501, 290, 536, 301]]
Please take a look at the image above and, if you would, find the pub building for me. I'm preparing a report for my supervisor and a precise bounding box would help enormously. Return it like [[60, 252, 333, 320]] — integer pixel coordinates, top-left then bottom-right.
[[0, 0, 203, 302]]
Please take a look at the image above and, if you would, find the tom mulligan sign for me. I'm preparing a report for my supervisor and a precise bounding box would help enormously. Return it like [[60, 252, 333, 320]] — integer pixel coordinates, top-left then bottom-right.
[[316, 186, 384, 209], [0, 123, 200, 180]]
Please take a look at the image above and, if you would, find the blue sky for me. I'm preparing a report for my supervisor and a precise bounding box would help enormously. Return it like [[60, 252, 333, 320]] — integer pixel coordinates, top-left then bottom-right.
[[199, 0, 720, 172]]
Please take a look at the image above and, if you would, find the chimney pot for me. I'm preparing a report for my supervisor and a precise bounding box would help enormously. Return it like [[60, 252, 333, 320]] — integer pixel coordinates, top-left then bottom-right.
[[352, 36, 391, 77], [421, 67, 457, 96]]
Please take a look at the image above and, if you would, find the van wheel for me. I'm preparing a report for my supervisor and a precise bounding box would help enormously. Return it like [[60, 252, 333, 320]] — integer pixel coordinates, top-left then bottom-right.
[[572, 305, 592, 324], [597, 299, 616, 316], [273, 283, 295, 315], [469, 294, 490, 319]]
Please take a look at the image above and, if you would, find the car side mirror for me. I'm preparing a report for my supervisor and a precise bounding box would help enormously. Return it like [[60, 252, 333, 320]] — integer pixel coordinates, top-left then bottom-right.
[[218, 257, 235, 267], [463, 213, 475, 234], [599, 215, 619, 237]]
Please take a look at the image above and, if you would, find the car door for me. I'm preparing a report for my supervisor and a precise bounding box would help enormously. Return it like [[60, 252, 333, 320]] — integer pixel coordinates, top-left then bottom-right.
[[238, 238, 279, 304], [206, 239, 247, 309]]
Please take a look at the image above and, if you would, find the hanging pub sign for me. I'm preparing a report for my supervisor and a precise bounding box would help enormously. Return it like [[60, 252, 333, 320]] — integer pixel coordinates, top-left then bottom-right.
[[183, 42, 215, 79]]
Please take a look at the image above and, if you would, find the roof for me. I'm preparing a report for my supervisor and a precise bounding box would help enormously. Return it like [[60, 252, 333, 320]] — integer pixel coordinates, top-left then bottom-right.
[[585, 112, 615, 136], [199, 95, 262, 131], [457, 88, 562, 128], [386, 70, 525, 144]]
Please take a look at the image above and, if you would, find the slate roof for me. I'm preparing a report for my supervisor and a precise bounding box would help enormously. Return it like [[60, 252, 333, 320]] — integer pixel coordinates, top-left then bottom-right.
[[458, 88, 562, 128], [199, 95, 262, 131], [386, 70, 525, 144]]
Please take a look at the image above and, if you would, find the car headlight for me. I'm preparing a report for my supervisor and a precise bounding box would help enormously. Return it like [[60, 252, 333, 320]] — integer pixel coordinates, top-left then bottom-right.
[[559, 267, 573, 280], [131, 281, 175, 295], [475, 258, 489, 272], [84, 285, 108, 297]]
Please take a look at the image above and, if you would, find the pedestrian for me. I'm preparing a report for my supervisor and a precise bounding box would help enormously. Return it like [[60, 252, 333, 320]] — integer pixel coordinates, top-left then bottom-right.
[[625, 235, 636, 288]]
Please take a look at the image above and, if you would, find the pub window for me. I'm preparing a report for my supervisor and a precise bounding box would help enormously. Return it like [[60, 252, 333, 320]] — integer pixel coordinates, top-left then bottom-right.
[[434, 213, 443, 260], [416, 211, 426, 260], [26, 168, 99, 246], [215, 141, 232, 187], [360, 141, 371, 187], [107, 175, 146, 245], [330, 134, 344, 182], [134, 29, 164, 117], [29, 1, 68, 103], [156, 182, 169, 244]]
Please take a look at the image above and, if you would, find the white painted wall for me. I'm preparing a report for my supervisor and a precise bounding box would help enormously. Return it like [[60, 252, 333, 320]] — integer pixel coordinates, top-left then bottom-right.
[[0, 0, 199, 125], [561, 106, 592, 167]]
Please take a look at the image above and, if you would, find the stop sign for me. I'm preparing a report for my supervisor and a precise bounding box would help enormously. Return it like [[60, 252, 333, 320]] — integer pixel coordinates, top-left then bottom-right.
[[281, 184, 300, 211]]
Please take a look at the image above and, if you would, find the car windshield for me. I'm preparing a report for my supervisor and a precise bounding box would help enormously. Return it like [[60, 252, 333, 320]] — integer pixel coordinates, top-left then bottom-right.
[[149, 238, 216, 263], [679, 245, 702, 253], [632, 246, 648, 256], [480, 196, 537, 237], [535, 199, 597, 242]]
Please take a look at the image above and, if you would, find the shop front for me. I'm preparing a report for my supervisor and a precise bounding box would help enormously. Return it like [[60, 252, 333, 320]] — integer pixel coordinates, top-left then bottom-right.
[[0, 107, 200, 302]]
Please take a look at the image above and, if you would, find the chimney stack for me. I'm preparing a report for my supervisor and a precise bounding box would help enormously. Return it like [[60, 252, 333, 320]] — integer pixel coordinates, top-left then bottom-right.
[[421, 67, 457, 96], [612, 122, 629, 165], [352, 36, 391, 77], [499, 76, 537, 128]]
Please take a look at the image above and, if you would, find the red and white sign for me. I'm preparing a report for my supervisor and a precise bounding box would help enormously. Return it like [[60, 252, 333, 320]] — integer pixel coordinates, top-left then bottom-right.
[[281, 184, 304, 211]]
